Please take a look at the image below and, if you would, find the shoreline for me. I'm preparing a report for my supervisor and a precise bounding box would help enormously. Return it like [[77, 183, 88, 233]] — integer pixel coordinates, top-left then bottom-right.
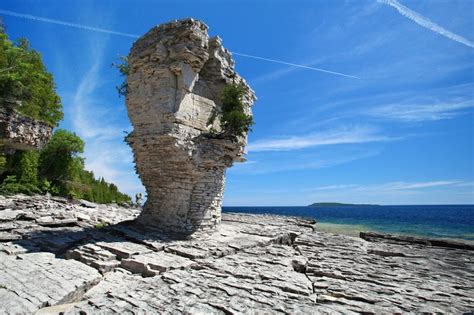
[[1, 195, 473, 313], [223, 206, 474, 242], [313, 221, 474, 245]]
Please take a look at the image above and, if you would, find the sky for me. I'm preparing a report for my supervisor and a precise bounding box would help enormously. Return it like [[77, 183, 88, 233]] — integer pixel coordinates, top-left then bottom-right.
[[1, 0, 473, 205]]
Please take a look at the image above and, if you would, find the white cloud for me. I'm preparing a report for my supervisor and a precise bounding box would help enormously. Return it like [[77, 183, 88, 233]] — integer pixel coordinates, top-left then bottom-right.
[[370, 101, 473, 122], [309, 180, 461, 193], [305, 180, 470, 205], [306, 184, 359, 191], [375, 181, 461, 191], [378, 0, 474, 49], [68, 39, 144, 198], [229, 150, 380, 175], [247, 125, 396, 152]]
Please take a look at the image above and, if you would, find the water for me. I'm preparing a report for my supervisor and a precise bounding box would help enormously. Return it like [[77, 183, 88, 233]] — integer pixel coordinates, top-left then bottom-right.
[[222, 205, 474, 241]]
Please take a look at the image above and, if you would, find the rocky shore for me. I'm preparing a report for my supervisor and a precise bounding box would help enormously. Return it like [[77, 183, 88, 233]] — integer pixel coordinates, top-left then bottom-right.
[[0, 194, 473, 314]]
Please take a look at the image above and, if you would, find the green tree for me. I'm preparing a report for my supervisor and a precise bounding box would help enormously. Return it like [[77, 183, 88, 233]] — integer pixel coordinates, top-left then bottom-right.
[[0, 29, 63, 126], [39, 129, 84, 185], [12, 150, 39, 185]]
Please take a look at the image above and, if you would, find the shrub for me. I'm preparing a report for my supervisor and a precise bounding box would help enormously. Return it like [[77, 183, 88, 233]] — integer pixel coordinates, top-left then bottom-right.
[[94, 222, 109, 229], [112, 55, 129, 98], [0, 154, 6, 174], [208, 83, 254, 140], [0, 175, 41, 195]]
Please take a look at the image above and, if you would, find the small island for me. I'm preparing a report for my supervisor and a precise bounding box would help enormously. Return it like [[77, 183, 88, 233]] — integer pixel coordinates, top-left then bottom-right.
[[308, 202, 380, 207]]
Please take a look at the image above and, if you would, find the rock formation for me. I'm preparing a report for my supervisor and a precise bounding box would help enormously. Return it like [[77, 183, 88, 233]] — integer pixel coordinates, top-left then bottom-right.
[[125, 19, 256, 235], [0, 99, 53, 152]]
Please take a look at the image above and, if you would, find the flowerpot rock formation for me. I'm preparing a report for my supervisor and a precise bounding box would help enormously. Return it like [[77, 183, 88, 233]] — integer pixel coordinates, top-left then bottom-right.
[[125, 19, 256, 235]]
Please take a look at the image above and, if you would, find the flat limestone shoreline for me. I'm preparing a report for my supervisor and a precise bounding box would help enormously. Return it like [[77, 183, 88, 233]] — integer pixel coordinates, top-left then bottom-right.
[[314, 221, 474, 245], [0, 195, 473, 314]]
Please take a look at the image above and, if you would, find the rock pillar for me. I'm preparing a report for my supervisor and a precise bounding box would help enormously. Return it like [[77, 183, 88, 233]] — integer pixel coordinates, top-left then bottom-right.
[[126, 19, 256, 235]]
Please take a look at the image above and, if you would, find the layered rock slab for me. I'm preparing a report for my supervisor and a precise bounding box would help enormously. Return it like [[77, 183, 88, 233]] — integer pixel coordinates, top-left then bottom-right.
[[0, 252, 100, 313], [126, 18, 256, 235], [1, 195, 473, 314], [0, 100, 53, 152]]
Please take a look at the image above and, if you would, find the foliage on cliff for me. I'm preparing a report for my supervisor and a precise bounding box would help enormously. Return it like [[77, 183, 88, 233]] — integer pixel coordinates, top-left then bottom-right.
[[0, 130, 131, 204], [208, 83, 254, 139], [112, 55, 129, 98], [0, 29, 63, 126]]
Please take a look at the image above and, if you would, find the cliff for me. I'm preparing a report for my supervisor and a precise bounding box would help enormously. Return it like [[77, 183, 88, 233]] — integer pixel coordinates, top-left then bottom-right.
[[0, 100, 53, 152]]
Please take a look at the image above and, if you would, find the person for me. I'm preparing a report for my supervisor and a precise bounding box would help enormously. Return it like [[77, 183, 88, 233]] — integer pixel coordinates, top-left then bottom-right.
[[135, 192, 143, 206]]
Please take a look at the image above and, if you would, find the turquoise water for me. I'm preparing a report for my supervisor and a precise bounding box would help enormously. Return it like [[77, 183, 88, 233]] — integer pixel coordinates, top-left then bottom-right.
[[223, 205, 474, 240]]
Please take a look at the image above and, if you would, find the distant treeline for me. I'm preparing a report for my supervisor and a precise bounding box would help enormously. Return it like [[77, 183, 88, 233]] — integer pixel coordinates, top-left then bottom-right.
[[308, 202, 380, 207], [0, 130, 131, 204]]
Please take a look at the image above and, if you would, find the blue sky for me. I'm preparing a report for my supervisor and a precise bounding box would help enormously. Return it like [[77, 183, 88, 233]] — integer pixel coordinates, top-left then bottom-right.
[[1, 0, 473, 205]]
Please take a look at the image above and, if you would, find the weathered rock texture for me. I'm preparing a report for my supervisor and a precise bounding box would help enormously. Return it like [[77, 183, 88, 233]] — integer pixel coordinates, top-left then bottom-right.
[[0, 100, 53, 152], [126, 19, 256, 235], [0, 195, 473, 314]]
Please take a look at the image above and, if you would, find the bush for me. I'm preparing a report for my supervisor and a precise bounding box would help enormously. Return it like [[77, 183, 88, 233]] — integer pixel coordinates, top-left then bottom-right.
[[0, 175, 41, 195], [208, 83, 254, 140]]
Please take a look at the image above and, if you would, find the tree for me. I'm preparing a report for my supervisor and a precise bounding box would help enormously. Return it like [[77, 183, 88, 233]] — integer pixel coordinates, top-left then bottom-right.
[[39, 129, 84, 184], [0, 29, 63, 126], [12, 150, 39, 185], [0, 31, 131, 203]]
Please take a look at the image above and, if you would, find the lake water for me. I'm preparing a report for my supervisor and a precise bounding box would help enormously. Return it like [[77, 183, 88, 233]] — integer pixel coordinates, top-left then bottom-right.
[[222, 205, 474, 240]]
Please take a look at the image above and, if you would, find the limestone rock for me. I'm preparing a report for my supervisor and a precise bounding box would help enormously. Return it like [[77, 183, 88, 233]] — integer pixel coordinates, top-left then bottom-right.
[[0, 100, 53, 152], [0, 195, 473, 314], [125, 18, 256, 235], [0, 252, 100, 314]]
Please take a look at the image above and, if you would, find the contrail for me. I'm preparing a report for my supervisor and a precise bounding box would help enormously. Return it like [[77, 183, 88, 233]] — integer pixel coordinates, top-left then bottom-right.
[[232, 52, 360, 79], [0, 8, 359, 79], [378, 0, 474, 49], [0, 9, 140, 38]]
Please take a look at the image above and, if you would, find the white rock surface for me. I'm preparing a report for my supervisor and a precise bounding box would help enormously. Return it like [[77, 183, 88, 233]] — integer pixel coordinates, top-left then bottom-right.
[[126, 18, 256, 235], [0, 195, 473, 314]]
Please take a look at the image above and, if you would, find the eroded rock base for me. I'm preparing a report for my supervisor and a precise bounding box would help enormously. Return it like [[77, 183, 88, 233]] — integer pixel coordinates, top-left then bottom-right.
[[0, 195, 473, 314]]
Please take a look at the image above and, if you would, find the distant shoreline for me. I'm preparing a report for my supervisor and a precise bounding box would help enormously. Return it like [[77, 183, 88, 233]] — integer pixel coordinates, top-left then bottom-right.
[[308, 202, 380, 207], [223, 205, 474, 241]]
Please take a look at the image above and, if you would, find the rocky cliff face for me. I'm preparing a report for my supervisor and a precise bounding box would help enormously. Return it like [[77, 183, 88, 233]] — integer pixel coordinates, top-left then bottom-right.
[[0, 100, 53, 152], [126, 19, 256, 235]]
